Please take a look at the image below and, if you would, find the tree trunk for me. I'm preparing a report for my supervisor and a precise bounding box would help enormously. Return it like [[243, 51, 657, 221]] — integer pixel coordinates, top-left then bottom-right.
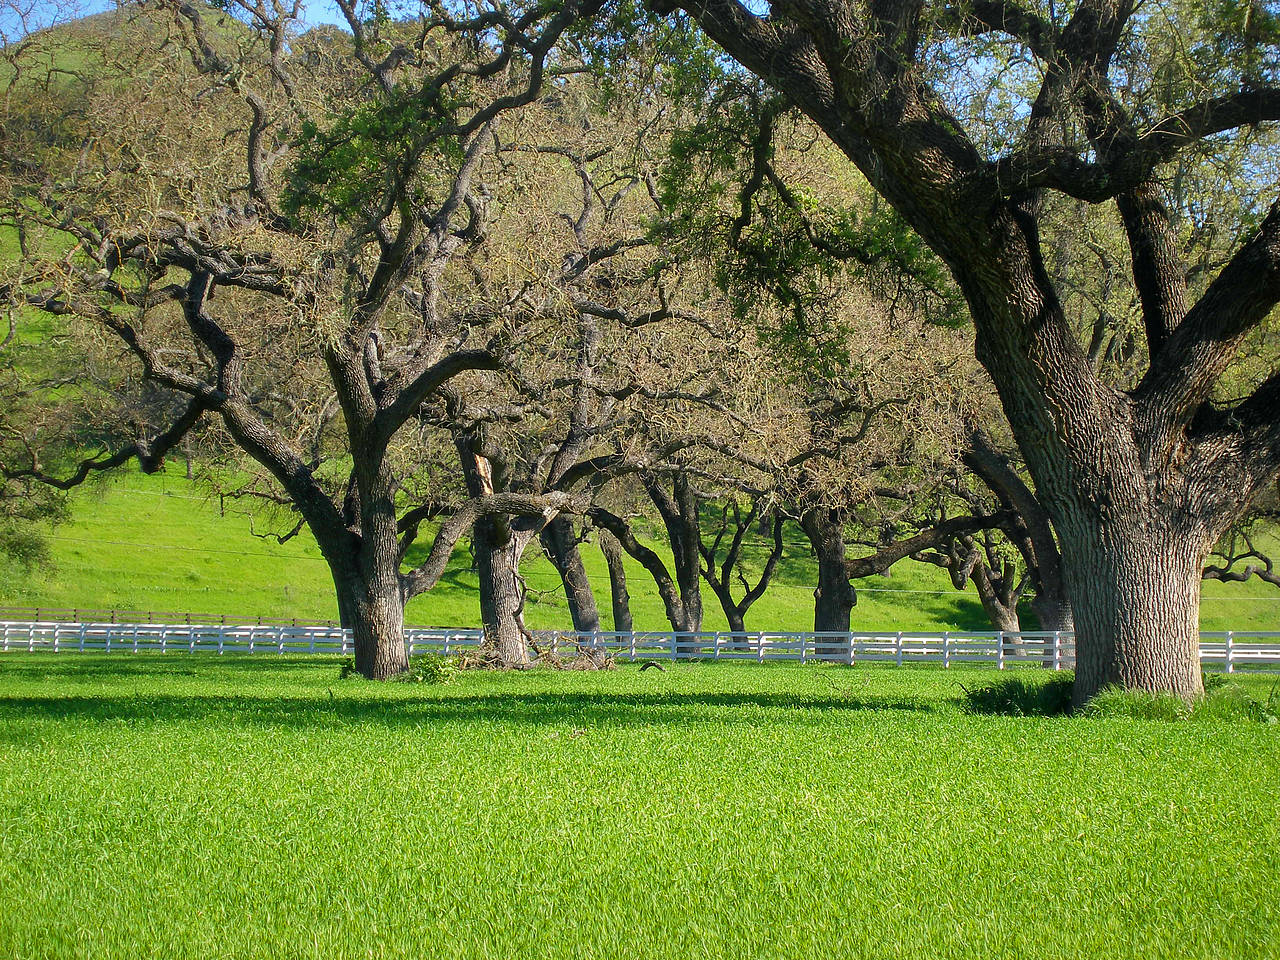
[[333, 566, 409, 680], [598, 530, 633, 633], [474, 516, 536, 667], [800, 509, 856, 652], [969, 563, 1022, 635], [1060, 519, 1205, 704], [1031, 593, 1074, 633], [722, 605, 746, 635], [541, 516, 600, 632], [349, 587, 409, 680], [644, 473, 703, 633]]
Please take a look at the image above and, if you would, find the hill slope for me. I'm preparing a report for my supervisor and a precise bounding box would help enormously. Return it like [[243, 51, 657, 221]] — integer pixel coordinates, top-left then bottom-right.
[[2, 472, 1277, 633]]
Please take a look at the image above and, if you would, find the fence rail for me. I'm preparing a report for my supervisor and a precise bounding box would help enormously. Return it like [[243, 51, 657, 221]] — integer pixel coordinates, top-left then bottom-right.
[[0, 605, 338, 627], [3, 621, 1280, 672]]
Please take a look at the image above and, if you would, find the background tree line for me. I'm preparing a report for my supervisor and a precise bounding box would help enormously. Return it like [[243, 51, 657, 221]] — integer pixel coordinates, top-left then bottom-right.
[[1, 0, 1277, 699]]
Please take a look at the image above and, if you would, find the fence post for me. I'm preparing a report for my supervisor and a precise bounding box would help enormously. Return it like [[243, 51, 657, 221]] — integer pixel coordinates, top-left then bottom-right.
[[895, 631, 903, 667], [1226, 632, 1235, 675], [943, 632, 950, 669], [78, 623, 86, 653], [799, 633, 806, 665], [669, 632, 678, 660], [714, 632, 721, 660], [848, 632, 855, 667], [996, 631, 1005, 670], [1052, 631, 1062, 671], [758, 632, 766, 664]]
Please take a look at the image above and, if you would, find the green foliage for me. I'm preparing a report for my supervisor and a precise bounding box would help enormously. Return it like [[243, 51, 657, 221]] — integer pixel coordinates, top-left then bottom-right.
[[0, 477, 67, 573], [959, 673, 1074, 716], [568, 2, 721, 106], [1, 658, 1279, 958], [399, 653, 457, 685], [656, 93, 966, 374], [282, 91, 462, 224]]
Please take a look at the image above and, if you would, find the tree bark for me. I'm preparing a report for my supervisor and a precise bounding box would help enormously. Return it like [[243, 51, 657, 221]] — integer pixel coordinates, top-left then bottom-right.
[[474, 516, 537, 667], [1060, 518, 1205, 704], [800, 508, 856, 638], [970, 564, 1022, 635], [598, 529, 633, 633], [644, 473, 703, 633], [344, 577, 409, 680], [1031, 594, 1074, 633], [541, 516, 601, 632]]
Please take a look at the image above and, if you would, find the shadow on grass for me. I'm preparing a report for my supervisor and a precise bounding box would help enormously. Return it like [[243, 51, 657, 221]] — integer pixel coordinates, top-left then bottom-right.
[[0, 690, 933, 730], [0, 655, 314, 680], [0, 654, 940, 730], [958, 673, 1075, 717]]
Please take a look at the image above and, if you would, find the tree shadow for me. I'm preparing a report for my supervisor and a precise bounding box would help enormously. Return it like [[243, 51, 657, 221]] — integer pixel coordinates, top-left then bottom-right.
[[0, 654, 318, 681], [0, 681, 933, 732]]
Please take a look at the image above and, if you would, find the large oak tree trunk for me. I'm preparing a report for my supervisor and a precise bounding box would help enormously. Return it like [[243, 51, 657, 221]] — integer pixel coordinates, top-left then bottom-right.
[[348, 586, 409, 680], [1060, 518, 1205, 704], [333, 563, 409, 680], [541, 516, 601, 632], [957, 221, 1213, 703]]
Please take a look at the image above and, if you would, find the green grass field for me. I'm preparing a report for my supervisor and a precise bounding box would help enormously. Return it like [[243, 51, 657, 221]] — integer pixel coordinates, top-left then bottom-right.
[[3, 471, 1278, 632], [0, 656, 1277, 959]]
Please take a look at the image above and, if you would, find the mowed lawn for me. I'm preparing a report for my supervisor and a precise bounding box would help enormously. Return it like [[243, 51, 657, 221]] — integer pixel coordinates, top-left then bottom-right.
[[1, 658, 1277, 959]]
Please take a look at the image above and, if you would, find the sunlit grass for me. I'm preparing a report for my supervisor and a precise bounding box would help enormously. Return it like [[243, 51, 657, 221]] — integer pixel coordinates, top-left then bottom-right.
[[0, 657, 1277, 959]]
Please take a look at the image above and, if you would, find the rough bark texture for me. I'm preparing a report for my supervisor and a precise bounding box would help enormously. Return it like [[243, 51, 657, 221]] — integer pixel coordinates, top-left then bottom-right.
[[343, 574, 409, 680], [541, 516, 601, 632], [1061, 519, 1204, 705], [598, 529, 634, 632], [473, 517, 538, 667], [644, 473, 703, 632], [800, 508, 856, 636]]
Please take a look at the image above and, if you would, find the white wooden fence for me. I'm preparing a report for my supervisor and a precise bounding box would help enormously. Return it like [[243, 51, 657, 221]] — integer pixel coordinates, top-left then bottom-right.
[[2, 621, 1280, 672]]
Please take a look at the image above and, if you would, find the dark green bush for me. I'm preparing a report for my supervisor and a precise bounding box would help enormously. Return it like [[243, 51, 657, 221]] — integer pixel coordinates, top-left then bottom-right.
[[959, 673, 1074, 716]]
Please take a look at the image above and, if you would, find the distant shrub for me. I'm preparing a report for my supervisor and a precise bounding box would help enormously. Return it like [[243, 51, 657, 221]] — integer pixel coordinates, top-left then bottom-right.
[[960, 674, 1074, 716]]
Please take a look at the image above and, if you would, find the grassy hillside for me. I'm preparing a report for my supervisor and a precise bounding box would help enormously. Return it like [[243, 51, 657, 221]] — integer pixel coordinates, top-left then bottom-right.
[[3, 471, 1277, 632]]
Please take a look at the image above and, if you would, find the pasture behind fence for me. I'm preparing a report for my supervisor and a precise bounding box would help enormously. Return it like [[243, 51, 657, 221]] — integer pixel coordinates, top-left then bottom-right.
[[3, 621, 1280, 672]]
